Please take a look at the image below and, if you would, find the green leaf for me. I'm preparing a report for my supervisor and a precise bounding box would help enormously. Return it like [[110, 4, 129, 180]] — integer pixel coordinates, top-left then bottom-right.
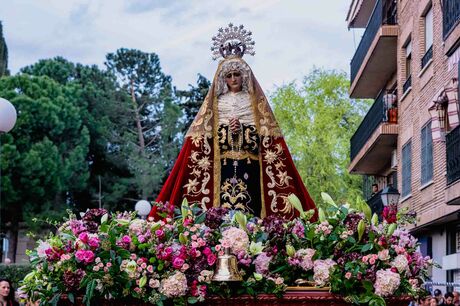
[[67, 292, 75, 304], [50, 293, 61, 306], [288, 194, 306, 219], [361, 243, 373, 252], [387, 223, 397, 236], [187, 296, 198, 304], [357, 219, 366, 241], [321, 192, 337, 207], [194, 212, 206, 224], [318, 207, 326, 222], [139, 275, 147, 288]]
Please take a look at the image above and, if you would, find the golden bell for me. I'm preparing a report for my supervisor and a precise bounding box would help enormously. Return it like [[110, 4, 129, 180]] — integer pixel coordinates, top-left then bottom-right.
[[212, 247, 243, 282]]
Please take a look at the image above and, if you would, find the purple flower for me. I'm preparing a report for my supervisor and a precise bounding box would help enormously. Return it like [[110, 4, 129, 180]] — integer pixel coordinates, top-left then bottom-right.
[[69, 220, 87, 236], [82, 208, 108, 222], [205, 207, 228, 229], [122, 235, 131, 244], [292, 220, 305, 238], [63, 269, 85, 291]]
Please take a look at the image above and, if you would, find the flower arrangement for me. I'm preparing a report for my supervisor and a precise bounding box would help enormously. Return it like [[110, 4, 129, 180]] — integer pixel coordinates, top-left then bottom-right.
[[21, 194, 433, 306]]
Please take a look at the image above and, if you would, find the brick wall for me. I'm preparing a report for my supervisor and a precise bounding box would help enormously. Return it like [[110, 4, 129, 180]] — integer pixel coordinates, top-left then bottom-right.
[[396, 0, 460, 226]]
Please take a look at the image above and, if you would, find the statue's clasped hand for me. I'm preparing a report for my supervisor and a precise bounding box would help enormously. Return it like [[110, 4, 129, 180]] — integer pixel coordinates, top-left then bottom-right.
[[229, 117, 242, 134]]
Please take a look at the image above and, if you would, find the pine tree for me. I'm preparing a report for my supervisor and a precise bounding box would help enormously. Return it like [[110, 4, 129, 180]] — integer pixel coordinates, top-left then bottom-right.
[[105, 48, 183, 200], [0, 21, 9, 77]]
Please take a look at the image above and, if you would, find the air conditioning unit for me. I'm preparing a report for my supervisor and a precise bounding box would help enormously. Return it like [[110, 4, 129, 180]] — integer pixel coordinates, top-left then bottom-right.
[[391, 149, 398, 170]]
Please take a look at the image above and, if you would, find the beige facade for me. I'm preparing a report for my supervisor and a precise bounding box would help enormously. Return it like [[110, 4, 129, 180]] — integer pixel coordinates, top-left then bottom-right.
[[347, 0, 460, 288]]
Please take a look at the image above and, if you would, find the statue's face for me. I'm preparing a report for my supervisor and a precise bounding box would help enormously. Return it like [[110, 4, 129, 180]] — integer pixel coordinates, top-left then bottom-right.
[[225, 70, 242, 93]]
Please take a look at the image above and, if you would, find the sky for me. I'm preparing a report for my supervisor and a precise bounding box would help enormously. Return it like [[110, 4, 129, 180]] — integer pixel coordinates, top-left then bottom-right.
[[2, 0, 362, 93]]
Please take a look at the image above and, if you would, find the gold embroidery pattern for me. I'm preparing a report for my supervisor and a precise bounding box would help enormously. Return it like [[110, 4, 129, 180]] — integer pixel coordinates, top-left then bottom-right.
[[257, 96, 282, 137], [220, 177, 253, 214], [262, 136, 294, 219], [244, 125, 258, 151], [183, 104, 213, 207]]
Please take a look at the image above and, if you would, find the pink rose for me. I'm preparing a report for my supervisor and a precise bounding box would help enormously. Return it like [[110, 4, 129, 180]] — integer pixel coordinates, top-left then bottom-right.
[[88, 237, 100, 248], [121, 235, 131, 244], [207, 254, 217, 266], [78, 232, 89, 243], [173, 257, 185, 269], [345, 272, 352, 279]]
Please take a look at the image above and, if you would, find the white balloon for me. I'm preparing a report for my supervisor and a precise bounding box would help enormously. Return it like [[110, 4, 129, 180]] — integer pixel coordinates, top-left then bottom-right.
[[135, 200, 152, 217], [0, 98, 17, 133]]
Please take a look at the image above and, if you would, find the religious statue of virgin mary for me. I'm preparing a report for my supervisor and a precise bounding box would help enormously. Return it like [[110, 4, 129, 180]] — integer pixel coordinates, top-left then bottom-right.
[[149, 24, 316, 220]]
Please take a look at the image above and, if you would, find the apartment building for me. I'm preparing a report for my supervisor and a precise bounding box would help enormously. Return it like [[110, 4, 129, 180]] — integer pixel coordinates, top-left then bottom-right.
[[346, 0, 460, 288]]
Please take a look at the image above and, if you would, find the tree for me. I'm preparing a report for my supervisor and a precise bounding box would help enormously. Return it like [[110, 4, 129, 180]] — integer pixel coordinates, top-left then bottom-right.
[[0, 21, 9, 77], [0, 74, 90, 260], [271, 68, 371, 207], [21, 57, 136, 211], [105, 48, 183, 200], [176, 74, 211, 134]]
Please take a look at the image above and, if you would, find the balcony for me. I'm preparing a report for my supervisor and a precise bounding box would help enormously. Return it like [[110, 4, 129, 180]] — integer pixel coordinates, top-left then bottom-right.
[[349, 0, 398, 98], [349, 90, 398, 174]]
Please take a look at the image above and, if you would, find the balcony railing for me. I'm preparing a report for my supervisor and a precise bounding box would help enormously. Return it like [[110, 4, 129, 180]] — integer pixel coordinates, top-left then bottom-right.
[[447, 125, 460, 185], [443, 0, 460, 39], [403, 75, 412, 94], [421, 45, 433, 68], [350, 90, 386, 161], [350, 0, 398, 84]]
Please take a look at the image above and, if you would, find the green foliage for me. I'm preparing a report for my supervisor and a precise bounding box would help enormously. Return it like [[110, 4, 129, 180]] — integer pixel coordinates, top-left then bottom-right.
[[20, 57, 137, 211], [0, 21, 8, 77], [0, 264, 32, 288], [176, 74, 211, 133], [105, 48, 183, 200], [0, 74, 90, 225], [271, 68, 372, 207]]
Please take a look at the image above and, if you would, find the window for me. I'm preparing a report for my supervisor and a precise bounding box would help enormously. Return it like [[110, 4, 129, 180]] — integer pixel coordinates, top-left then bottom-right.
[[421, 122, 433, 185], [405, 41, 412, 78], [425, 6, 433, 50], [422, 6, 433, 67], [401, 140, 412, 198], [403, 40, 412, 93]]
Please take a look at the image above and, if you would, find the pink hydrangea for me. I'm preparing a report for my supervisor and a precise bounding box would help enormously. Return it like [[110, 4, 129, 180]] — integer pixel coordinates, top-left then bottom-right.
[[374, 269, 400, 296], [159, 271, 188, 298], [391, 254, 409, 274], [254, 252, 272, 275], [296, 248, 316, 271], [221, 227, 249, 254], [313, 259, 336, 286]]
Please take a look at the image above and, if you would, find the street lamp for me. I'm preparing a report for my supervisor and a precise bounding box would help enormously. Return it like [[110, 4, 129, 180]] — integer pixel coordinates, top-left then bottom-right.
[[135, 200, 151, 219], [0, 97, 17, 263], [381, 185, 400, 206]]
